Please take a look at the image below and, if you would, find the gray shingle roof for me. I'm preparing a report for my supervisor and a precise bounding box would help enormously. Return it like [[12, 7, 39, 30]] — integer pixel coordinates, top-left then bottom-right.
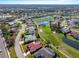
[[33, 47, 55, 58]]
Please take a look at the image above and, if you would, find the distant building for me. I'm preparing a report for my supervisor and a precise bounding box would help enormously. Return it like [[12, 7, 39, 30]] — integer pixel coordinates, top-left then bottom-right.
[[26, 18, 34, 26], [70, 32, 79, 40], [8, 20, 16, 26], [49, 20, 55, 30], [10, 28, 17, 33], [27, 42, 42, 53], [49, 20, 61, 31], [60, 27, 71, 34], [74, 35, 79, 40], [60, 20, 68, 28], [4, 17, 15, 22], [27, 26, 35, 35], [69, 19, 79, 28], [33, 47, 56, 58]]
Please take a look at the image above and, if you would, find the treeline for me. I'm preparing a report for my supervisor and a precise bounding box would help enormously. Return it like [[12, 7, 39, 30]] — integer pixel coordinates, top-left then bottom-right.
[[0, 22, 17, 48]]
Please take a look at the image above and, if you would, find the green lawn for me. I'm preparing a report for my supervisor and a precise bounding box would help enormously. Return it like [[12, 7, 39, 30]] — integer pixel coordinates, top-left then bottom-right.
[[33, 16, 79, 58], [37, 25, 66, 57], [26, 54, 33, 58], [20, 44, 28, 52], [37, 24, 79, 58], [40, 26, 60, 45]]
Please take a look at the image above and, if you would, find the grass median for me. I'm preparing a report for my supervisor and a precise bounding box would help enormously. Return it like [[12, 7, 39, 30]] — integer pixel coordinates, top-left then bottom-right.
[[9, 46, 17, 58]]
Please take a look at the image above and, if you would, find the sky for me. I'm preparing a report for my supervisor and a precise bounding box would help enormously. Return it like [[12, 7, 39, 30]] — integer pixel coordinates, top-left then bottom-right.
[[0, 0, 79, 4]]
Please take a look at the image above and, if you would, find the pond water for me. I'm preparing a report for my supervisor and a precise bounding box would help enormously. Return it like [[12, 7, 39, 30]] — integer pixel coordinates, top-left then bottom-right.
[[63, 38, 79, 50], [38, 21, 49, 25]]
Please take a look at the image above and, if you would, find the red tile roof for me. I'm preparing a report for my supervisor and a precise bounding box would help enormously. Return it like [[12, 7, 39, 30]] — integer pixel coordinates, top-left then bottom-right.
[[27, 42, 42, 53]]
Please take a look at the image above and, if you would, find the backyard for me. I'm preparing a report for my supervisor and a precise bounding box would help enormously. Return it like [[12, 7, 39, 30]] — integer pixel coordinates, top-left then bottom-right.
[[33, 16, 79, 58]]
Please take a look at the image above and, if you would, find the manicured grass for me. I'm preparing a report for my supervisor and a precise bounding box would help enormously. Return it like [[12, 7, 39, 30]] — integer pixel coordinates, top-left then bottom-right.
[[9, 46, 17, 58], [38, 24, 79, 58], [67, 35, 79, 43], [40, 25, 61, 45], [33, 16, 79, 58], [64, 43, 79, 58], [57, 33, 79, 57], [20, 44, 27, 52], [38, 25, 66, 57], [27, 54, 33, 58], [50, 45, 67, 58]]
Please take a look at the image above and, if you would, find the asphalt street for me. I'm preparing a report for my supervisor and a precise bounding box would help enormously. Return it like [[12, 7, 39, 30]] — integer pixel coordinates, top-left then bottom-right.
[[0, 36, 8, 58], [15, 24, 25, 58]]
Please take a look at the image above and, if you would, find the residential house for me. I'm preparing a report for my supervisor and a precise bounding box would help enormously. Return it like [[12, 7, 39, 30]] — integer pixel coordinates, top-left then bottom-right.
[[49, 20, 61, 31], [27, 42, 42, 53], [10, 28, 17, 33], [60, 27, 71, 34], [33, 47, 56, 58], [27, 26, 35, 35], [24, 34, 37, 43], [69, 19, 79, 28], [70, 32, 79, 40]]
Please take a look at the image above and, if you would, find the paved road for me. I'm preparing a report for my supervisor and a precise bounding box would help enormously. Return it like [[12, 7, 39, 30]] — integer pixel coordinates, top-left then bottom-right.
[[0, 36, 8, 58], [15, 24, 25, 58]]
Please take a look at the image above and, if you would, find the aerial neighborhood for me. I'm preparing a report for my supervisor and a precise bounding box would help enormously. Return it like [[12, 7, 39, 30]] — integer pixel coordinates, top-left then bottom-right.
[[0, 5, 79, 58]]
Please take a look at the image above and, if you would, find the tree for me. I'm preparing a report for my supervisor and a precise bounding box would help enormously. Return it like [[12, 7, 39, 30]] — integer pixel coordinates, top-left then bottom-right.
[[0, 22, 15, 48]]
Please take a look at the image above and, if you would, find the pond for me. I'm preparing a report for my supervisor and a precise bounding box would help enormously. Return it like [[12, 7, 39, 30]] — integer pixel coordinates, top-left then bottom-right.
[[63, 38, 79, 50], [38, 21, 49, 25]]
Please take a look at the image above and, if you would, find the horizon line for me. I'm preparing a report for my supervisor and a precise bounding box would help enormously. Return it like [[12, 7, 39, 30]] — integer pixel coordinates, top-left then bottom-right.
[[0, 4, 79, 5]]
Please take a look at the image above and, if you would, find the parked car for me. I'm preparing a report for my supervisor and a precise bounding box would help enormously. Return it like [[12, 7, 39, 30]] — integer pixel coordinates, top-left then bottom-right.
[[0, 49, 2, 53]]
